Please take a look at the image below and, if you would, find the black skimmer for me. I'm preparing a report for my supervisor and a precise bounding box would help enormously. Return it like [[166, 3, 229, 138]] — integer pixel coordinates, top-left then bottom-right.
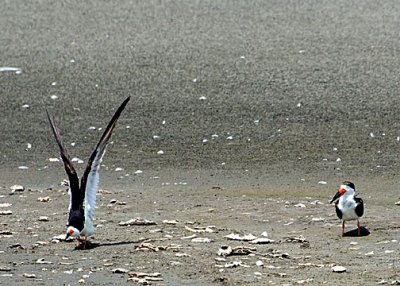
[[46, 97, 130, 249], [330, 181, 364, 237]]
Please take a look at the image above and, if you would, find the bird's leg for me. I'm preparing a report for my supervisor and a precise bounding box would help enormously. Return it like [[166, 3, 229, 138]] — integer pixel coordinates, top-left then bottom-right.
[[83, 236, 87, 250], [357, 220, 361, 236], [341, 221, 345, 237]]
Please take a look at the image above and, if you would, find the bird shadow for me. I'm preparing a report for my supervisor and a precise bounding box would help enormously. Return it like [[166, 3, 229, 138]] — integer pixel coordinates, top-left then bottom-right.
[[73, 240, 143, 250], [343, 226, 370, 237]]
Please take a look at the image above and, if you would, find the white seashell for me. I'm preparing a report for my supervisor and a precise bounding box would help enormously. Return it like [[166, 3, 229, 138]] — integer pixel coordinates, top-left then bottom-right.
[[50, 95, 58, 100], [18, 166, 29, 170], [256, 260, 264, 267], [22, 104, 30, 109], [294, 203, 306, 208], [38, 216, 49, 222], [0, 67, 21, 72], [0, 203, 12, 208], [115, 167, 124, 172], [217, 245, 232, 256], [331, 266, 346, 273], [49, 158, 60, 162], [157, 150, 164, 155], [249, 238, 274, 244], [134, 170, 143, 174], [318, 181, 327, 185], [10, 185, 25, 192], [71, 157, 84, 164]]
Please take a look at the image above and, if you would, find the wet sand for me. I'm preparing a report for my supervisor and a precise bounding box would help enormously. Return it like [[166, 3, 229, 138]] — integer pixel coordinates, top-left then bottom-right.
[[1, 1, 400, 285]]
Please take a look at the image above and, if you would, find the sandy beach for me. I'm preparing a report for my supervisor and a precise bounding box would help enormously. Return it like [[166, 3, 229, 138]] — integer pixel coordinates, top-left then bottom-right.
[[1, 1, 400, 285]]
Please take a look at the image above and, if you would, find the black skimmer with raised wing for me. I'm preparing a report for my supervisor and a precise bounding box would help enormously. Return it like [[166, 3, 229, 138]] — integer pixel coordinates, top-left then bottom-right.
[[330, 181, 364, 237], [46, 97, 130, 249]]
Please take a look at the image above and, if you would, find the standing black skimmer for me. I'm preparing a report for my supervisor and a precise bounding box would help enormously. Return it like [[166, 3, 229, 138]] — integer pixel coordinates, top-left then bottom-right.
[[46, 97, 130, 249], [330, 181, 364, 237]]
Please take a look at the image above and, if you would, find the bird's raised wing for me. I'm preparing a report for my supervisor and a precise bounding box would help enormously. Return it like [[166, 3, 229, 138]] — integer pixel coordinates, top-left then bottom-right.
[[46, 109, 82, 212], [80, 96, 130, 222]]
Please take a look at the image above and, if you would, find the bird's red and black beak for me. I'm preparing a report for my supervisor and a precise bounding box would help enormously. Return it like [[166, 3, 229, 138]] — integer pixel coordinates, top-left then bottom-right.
[[65, 228, 74, 240], [330, 188, 346, 204]]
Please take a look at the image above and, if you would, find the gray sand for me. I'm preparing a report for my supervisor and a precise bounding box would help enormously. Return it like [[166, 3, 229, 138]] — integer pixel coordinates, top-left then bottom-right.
[[1, 1, 399, 285]]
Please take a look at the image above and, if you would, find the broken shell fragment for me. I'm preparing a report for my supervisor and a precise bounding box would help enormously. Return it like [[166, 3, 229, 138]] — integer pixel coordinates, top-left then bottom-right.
[[112, 268, 129, 273], [217, 245, 232, 257], [10, 185, 25, 193], [191, 237, 211, 243], [36, 258, 52, 264], [38, 196, 51, 202], [225, 233, 257, 241], [249, 238, 275, 244]]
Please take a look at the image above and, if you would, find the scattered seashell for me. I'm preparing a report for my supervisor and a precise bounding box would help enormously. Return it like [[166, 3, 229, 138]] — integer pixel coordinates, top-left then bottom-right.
[[217, 245, 233, 257], [249, 238, 275, 244], [365, 251, 374, 256], [64, 270, 73, 274], [0, 203, 12, 208], [162, 220, 178, 225], [38, 216, 49, 222], [191, 237, 211, 243], [0, 266, 11, 272], [112, 268, 129, 274], [22, 273, 36, 278], [331, 266, 346, 273], [0, 211, 12, 215], [157, 150, 164, 155], [256, 260, 264, 267], [199, 96, 207, 100], [395, 201, 400, 206], [224, 261, 249, 268], [318, 181, 327, 185], [153, 135, 161, 141], [118, 218, 156, 226], [134, 243, 163, 252], [226, 233, 257, 241], [294, 203, 306, 208], [114, 167, 124, 172], [71, 157, 84, 164], [38, 196, 51, 202], [0, 230, 12, 235], [36, 258, 52, 264], [22, 104, 30, 109], [18, 166, 29, 170], [10, 185, 25, 192], [50, 95, 58, 100], [78, 279, 85, 284], [134, 170, 143, 174], [184, 225, 215, 233], [0, 67, 22, 73], [48, 158, 60, 162]]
